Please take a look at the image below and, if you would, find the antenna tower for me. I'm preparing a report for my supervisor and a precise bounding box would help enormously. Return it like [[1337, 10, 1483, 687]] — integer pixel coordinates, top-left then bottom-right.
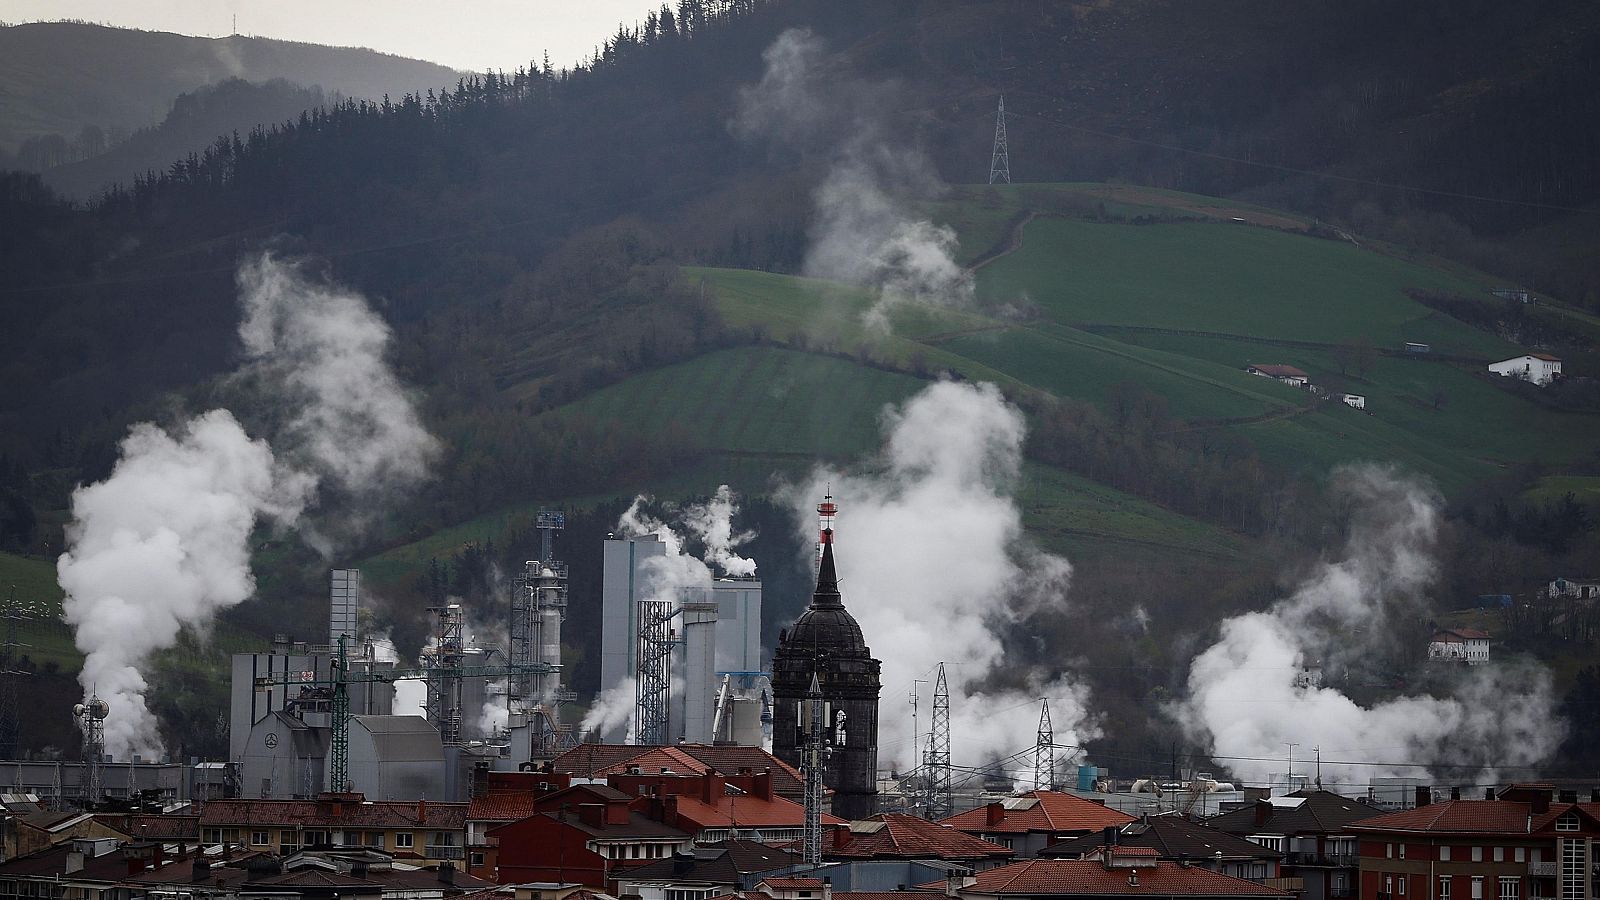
[[801, 672, 829, 865], [0, 587, 29, 759], [1034, 698, 1054, 791], [424, 605, 466, 743], [73, 691, 108, 809], [635, 599, 675, 744], [989, 95, 1011, 185], [924, 662, 952, 820]]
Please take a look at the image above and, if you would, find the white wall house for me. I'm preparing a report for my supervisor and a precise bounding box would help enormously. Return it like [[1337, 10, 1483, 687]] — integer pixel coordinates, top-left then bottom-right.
[[1339, 393, 1366, 410], [1547, 577, 1600, 600], [1246, 364, 1310, 387], [1488, 353, 1562, 385], [1427, 628, 1490, 664]]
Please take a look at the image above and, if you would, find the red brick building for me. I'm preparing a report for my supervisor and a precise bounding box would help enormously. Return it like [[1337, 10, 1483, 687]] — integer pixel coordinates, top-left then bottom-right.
[[1350, 787, 1600, 900], [487, 784, 693, 891]]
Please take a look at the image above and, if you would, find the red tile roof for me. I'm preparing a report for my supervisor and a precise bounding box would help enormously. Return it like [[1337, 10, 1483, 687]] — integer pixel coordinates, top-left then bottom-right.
[[200, 798, 466, 829], [1350, 800, 1600, 836], [550, 745, 806, 801], [835, 893, 942, 900], [828, 814, 1014, 861], [928, 860, 1291, 896], [468, 794, 547, 822], [666, 792, 843, 830], [942, 792, 1135, 835]]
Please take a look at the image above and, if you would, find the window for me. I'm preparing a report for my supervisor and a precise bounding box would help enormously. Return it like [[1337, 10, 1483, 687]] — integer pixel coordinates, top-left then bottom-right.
[[1440, 877, 1451, 900], [1472, 877, 1484, 900], [1514, 848, 1525, 863], [1399, 877, 1407, 895], [430, 831, 458, 847], [1494, 847, 1505, 862], [1442, 846, 1452, 861], [1473, 846, 1484, 862], [1388, 843, 1396, 859], [395, 832, 414, 849], [1400, 844, 1407, 859], [1498, 878, 1518, 900], [470, 852, 485, 868], [1554, 813, 1578, 832], [251, 832, 270, 847]]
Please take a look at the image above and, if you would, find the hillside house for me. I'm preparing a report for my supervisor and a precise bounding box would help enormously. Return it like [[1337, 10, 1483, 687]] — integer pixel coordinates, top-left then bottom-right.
[[1427, 628, 1490, 664], [1488, 354, 1562, 385], [1546, 577, 1600, 601], [1245, 365, 1310, 387], [1338, 394, 1366, 410], [1404, 343, 1431, 354]]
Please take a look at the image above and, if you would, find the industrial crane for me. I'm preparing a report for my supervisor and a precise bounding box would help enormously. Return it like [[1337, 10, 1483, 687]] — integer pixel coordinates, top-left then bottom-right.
[[255, 635, 551, 793]]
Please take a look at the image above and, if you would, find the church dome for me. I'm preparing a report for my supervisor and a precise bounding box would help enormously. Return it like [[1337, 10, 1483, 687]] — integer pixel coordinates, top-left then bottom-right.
[[777, 538, 870, 654]]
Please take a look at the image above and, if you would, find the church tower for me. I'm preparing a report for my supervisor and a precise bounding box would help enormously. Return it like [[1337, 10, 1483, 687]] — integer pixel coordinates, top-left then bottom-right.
[[771, 496, 881, 820]]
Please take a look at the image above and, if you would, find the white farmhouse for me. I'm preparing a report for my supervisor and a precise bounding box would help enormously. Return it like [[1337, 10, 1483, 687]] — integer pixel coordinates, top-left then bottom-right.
[[1246, 364, 1310, 387], [1488, 353, 1562, 385], [1339, 393, 1366, 410], [1427, 627, 1490, 664]]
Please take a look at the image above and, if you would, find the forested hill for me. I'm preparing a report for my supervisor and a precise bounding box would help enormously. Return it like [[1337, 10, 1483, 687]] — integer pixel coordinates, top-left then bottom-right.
[[0, 22, 460, 161]]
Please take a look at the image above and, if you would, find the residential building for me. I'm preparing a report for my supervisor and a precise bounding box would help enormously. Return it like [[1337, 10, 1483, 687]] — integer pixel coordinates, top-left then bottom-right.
[[929, 855, 1291, 900], [612, 769, 835, 845], [1246, 365, 1311, 387], [940, 791, 1136, 858], [1348, 786, 1600, 900], [466, 770, 575, 880], [820, 814, 1014, 869], [1340, 394, 1367, 410], [1546, 578, 1600, 601], [1427, 629, 1491, 665], [487, 784, 693, 891], [1043, 814, 1286, 884], [2, 812, 127, 861], [1208, 790, 1382, 900], [198, 793, 467, 863], [1488, 355, 1562, 385], [547, 745, 807, 806], [616, 841, 801, 900]]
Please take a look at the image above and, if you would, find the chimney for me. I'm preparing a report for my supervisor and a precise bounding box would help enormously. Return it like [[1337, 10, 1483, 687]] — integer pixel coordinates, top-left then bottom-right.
[[1415, 787, 1431, 808], [1558, 790, 1578, 804], [352, 860, 369, 879], [1253, 799, 1272, 827], [438, 862, 456, 886], [192, 859, 211, 882], [1450, 788, 1460, 801], [986, 802, 1005, 827], [1532, 791, 1550, 815], [701, 771, 725, 804], [66, 851, 85, 875], [1485, 789, 1495, 801], [578, 804, 604, 829], [1591, 790, 1599, 803], [753, 769, 773, 801], [418, 799, 428, 824], [833, 825, 851, 850], [1102, 825, 1118, 848], [944, 872, 976, 897]]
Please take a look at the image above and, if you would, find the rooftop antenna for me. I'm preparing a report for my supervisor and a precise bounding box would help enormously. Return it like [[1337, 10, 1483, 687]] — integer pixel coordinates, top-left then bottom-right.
[[73, 689, 109, 810], [911, 678, 929, 802], [925, 662, 952, 820], [989, 95, 1011, 185], [1314, 746, 1322, 790], [1033, 698, 1054, 791], [1284, 741, 1299, 784]]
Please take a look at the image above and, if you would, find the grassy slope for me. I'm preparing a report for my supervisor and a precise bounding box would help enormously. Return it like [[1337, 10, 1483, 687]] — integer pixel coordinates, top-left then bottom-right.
[[975, 216, 1514, 355]]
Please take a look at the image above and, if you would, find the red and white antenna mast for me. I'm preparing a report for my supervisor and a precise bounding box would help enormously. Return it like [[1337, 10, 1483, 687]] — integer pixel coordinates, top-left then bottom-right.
[[815, 492, 838, 570]]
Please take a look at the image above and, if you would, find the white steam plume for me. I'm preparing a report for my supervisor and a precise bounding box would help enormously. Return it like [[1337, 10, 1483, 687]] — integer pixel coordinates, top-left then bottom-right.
[[1172, 465, 1564, 786], [58, 411, 315, 758], [58, 254, 436, 759], [788, 381, 1095, 772], [733, 29, 974, 333], [581, 676, 637, 742], [680, 485, 758, 577], [237, 254, 438, 503]]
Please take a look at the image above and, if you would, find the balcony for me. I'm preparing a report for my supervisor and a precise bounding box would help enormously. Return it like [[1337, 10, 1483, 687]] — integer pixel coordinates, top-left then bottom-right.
[[1527, 862, 1557, 877], [426, 845, 466, 860], [1262, 878, 1306, 892], [1287, 852, 1359, 867]]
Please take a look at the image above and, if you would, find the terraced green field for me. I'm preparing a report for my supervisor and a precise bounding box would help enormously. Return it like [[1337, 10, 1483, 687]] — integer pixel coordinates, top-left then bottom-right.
[[975, 217, 1513, 356]]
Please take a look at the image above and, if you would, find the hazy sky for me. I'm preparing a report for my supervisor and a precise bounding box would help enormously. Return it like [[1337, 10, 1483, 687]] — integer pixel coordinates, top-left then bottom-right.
[[0, 1, 665, 72]]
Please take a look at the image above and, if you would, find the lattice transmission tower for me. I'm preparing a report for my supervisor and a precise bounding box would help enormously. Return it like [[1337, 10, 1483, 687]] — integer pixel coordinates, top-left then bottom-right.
[[989, 95, 1011, 184], [924, 662, 952, 820], [1034, 698, 1054, 790]]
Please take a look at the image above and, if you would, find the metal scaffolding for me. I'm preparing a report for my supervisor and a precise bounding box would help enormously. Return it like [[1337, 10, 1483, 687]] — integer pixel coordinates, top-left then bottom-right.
[[634, 599, 676, 745], [423, 604, 466, 744]]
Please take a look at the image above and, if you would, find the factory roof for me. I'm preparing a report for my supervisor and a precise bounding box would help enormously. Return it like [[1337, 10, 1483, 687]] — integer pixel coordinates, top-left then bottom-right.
[[622, 840, 802, 883], [200, 795, 467, 829], [1207, 790, 1380, 837], [0, 843, 132, 881], [351, 715, 444, 760], [826, 814, 1015, 861], [942, 791, 1136, 836], [549, 744, 805, 800], [1042, 815, 1282, 861], [922, 859, 1291, 897]]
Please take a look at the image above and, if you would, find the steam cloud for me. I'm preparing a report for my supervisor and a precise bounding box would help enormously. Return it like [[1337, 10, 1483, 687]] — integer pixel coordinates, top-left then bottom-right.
[[1172, 465, 1564, 786], [59, 254, 436, 759], [734, 29, 974, 332], [790, 381, 1095, 773]]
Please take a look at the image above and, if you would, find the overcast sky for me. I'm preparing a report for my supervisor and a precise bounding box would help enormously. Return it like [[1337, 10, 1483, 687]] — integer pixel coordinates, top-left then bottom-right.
[[1, 1, 665, 72]]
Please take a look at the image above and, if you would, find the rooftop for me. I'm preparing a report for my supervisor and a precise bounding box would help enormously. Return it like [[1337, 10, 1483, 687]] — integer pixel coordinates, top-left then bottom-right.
[[942, 791, 1135, 835], [923, 859, 1290, 896], [1207, 790, 1382, 837], [1349, 801, 1600, 836], [199, 796, 467, 830], [1043, 815, 1283, 861], [828, 814, 1014, 861]]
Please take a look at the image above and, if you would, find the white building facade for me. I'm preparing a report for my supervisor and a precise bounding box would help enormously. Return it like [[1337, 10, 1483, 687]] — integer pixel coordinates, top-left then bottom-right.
[[1488, 354, 1562, 384]]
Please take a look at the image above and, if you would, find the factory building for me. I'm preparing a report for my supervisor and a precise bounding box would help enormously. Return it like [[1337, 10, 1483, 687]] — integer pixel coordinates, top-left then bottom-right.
[[771, 500, 881, 820], [599, 534, 767, 747]]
